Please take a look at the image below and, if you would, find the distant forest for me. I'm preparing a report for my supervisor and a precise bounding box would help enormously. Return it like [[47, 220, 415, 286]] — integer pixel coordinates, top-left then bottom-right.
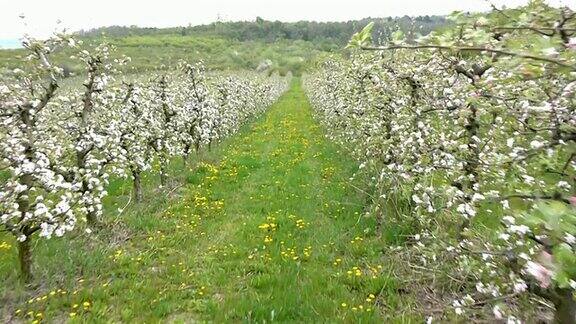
[[0, 16, 448, 75], [77, 16, 447, 45]]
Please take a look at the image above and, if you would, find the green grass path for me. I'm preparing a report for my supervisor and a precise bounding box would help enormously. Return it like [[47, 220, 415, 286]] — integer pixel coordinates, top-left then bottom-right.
[[1, 80, 407, 323]]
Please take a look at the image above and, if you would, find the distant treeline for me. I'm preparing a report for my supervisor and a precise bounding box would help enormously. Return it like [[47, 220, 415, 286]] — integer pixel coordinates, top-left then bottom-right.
[[0, 16, 448, 76], [78, 16, 447, 45]]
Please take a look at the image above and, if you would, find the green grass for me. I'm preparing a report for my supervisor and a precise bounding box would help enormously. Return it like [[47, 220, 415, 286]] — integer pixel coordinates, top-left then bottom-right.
[[0, 79, 415, 323]]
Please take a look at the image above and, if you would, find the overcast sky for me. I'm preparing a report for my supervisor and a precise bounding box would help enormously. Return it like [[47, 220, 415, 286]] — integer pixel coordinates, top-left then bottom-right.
[[0, 0, 572, 39]]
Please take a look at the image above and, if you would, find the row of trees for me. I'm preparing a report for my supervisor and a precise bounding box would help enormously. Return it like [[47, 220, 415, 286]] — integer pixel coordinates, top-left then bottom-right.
[[78, 16, 447, 45], [305, 1, 575, 322], [0, 34, 290, 282]]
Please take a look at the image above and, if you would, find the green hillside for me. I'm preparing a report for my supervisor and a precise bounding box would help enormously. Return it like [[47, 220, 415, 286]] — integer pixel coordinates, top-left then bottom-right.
[[0, 17, 446, 76]]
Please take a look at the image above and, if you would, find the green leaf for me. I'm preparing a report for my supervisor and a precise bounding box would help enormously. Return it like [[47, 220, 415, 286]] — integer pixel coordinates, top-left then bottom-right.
[[447, 11, 464, 22], [347, 22, 375, 49], [553, 243, 576, 288], [391, 30, 405, 43]]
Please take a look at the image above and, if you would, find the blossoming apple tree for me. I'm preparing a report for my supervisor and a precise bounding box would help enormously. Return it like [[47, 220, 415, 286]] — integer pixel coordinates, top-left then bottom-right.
[[305, 1, 575, 321]]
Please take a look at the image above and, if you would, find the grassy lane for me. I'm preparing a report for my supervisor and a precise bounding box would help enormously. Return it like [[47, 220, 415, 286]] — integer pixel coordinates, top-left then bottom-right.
[[177, 80, 404, 322], [1, 80, 412, 323]]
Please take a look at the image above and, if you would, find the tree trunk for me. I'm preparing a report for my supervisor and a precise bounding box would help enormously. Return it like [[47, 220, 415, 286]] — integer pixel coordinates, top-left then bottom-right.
[[16, 172, 34, 283], [554, 288, 576, 324], [376, 209, 384, 239], [86, 209, 99, 227], [182, 153, 190, 169], [18, 237, 32, 283], [160, 162, 167, 187], [458, 102, 480, 240], [182, 143, 192, 169], [132, 169, 143, 203], [76, 148, 100, 227]]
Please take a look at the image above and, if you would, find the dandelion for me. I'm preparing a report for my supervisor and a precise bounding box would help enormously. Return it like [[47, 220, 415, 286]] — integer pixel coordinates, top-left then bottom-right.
[[0, 242, 12, 250]]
